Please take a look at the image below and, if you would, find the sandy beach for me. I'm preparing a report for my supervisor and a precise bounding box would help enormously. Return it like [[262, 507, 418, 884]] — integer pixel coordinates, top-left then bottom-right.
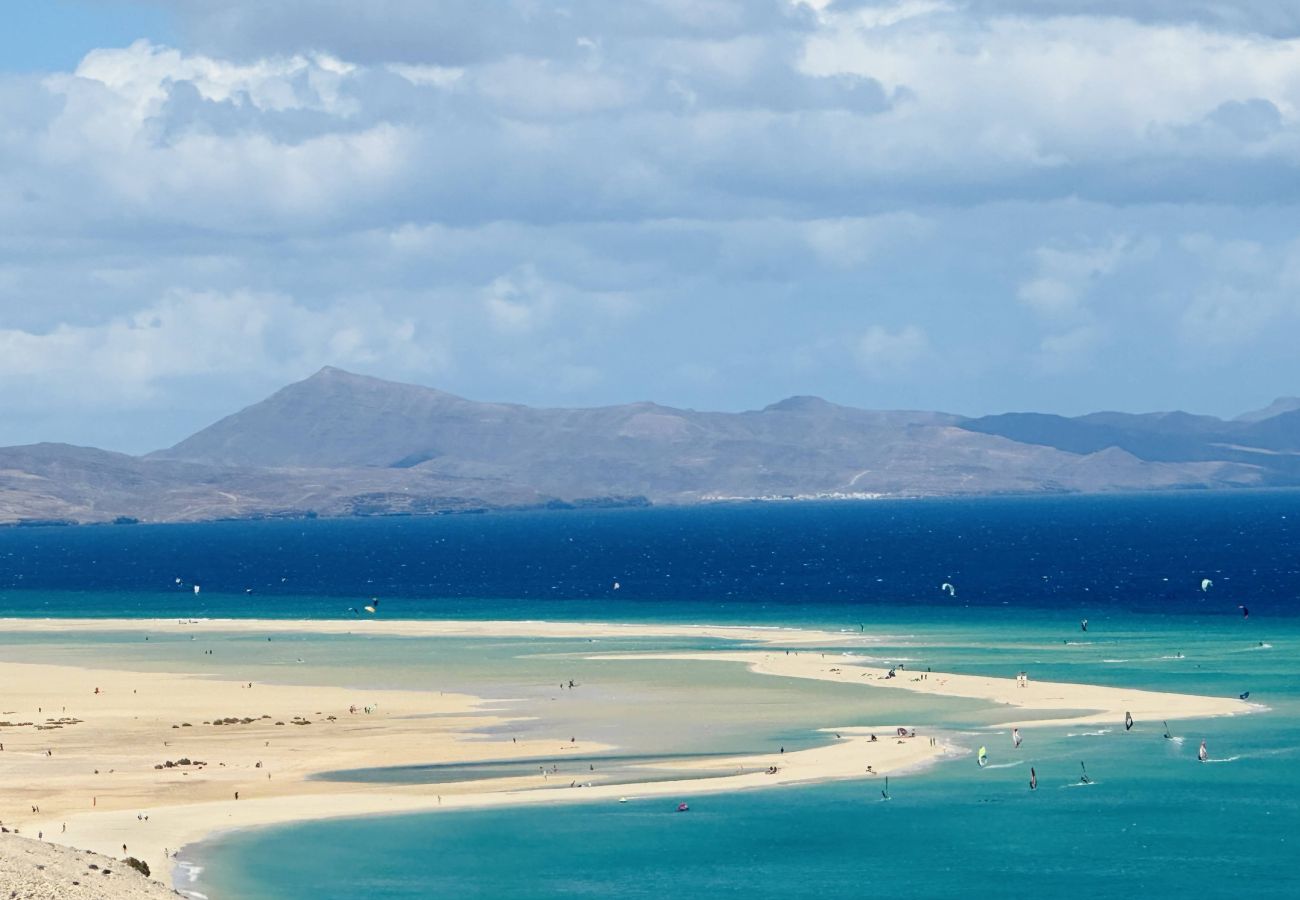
[[601, 650, 1259, 727], [0, 616, 873, 646], [0, 618, 1257, 896]]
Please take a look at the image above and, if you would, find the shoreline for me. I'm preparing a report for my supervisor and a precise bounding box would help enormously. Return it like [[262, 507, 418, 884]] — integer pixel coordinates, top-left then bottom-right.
[[0, 616, 882, 646], [0, 617, 1259, 896], [596, 651, 1260, 728]]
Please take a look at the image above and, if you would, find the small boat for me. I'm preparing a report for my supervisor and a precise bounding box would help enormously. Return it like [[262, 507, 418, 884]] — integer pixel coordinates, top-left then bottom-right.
[[676, 802, 689, 812], [618, 797, 628, 803]]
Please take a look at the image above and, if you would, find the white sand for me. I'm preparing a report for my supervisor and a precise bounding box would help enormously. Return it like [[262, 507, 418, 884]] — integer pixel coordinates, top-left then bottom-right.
[[596, 650, 1258, 727], [0, 616, 871, 645], [0, 618, 1257, 894]]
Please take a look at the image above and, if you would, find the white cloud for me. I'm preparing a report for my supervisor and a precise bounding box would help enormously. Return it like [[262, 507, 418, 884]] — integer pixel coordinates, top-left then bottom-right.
[[855, 324, 929, 378], [1017, 236, 1139, 319], [1035, 324, 1103, 373], [0, 291, 440, 407], [5, 4, 1300, 444], [803, 213, 930, 268], [1173, 235, 1300, 350], [800, 10, 1300, 188], [483, 268, 554, 334]]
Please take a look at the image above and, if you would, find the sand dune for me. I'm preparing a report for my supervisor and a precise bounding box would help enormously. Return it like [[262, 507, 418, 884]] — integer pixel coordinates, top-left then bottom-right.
[[0, 833, 176, 898]]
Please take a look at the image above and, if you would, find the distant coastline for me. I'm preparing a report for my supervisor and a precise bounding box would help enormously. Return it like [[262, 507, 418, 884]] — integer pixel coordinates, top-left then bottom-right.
[[4, 367, 1299, 526]]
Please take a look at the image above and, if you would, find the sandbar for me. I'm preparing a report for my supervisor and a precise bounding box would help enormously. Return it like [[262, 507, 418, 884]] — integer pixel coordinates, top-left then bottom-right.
[[0, 618, 1257, 896]]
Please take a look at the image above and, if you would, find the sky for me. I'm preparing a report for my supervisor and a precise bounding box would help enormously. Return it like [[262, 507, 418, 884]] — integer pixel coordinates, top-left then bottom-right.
[[3, 1, 1300, 453]]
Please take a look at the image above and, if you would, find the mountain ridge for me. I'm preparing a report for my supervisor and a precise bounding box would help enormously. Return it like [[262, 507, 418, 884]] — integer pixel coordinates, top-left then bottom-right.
[[1, 367, 1294, 525]]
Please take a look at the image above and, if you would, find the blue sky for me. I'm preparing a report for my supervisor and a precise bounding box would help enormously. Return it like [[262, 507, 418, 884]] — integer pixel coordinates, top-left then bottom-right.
[[2, 1, 1299, 452], [0, 2, 173, 72]]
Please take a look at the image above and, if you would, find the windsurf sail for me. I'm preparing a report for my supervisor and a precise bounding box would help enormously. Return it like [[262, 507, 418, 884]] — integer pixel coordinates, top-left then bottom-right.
[[1080, 618, 1088, 632], [881, 776, 890, 800], [1163, 721, 1172, 740], [1029, 767, 1037, 790], [1125, 711, 1133, 732], [1012, 728, 1022, 749], [1240, 605, 1249, 618], [978, 746, 988, 767], [1079, 762, 1091, 784], [1198, 740, 1208, 762], [193, 584, 200, 595]]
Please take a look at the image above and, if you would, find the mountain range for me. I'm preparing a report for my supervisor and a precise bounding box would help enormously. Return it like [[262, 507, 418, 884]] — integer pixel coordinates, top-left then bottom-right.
[[1, 366, 1297, 525]]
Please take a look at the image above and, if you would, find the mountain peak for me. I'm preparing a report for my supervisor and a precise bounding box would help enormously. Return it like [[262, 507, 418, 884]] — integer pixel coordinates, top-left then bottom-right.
[[1236, 396, 1300, 423], [764, 395, 836, 413]]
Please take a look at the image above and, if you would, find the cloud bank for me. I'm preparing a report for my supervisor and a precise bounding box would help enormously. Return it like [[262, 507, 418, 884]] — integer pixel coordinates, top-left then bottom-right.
[[3, 1, 1300, 449]]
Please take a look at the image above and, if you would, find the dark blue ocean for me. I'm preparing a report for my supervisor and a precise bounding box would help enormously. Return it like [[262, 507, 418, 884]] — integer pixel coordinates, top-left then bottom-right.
[[2, 493, 1298, 899], [1, 492, 1298, 622]]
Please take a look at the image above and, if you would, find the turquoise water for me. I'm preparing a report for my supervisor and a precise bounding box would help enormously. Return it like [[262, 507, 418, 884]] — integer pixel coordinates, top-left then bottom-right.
[[184, 613, 1300, 899], [3, 496, 1298, 897]]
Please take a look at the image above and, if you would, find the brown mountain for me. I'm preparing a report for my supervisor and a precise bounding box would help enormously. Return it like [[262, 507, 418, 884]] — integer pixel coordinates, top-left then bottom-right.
[[0, 367, 1282, 525]]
